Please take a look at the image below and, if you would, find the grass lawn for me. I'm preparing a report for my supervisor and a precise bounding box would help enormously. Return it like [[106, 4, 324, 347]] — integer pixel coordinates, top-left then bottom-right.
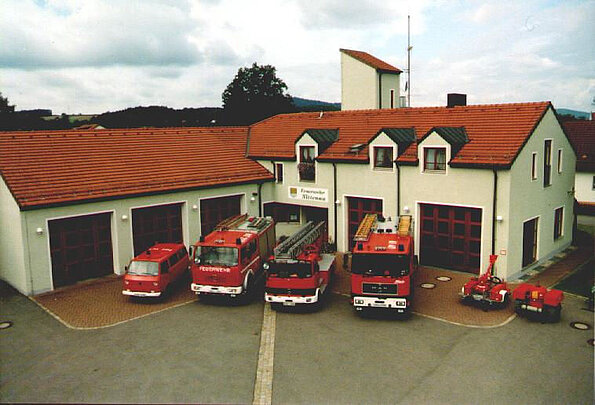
[[553, 257, 594, 297]]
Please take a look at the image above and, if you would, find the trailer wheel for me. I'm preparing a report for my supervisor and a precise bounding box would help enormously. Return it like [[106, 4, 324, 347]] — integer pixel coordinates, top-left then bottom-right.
[[514, 299, 524, 315], [545, 305, 561, 323]]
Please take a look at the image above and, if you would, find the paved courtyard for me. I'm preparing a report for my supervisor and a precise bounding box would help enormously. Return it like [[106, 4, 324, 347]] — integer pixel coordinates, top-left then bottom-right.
[[1, 275, 593, 404]]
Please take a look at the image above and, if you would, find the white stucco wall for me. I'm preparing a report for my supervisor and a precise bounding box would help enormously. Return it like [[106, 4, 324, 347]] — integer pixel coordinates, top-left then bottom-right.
[[575, 171, 594, 203], [0, 178, 28, 293], [341, 52, 378, 111], [400, 132, 498, 276], [16, 183, 263, 295], [379, 72, 401, 109], [505, 108, 576, 279]]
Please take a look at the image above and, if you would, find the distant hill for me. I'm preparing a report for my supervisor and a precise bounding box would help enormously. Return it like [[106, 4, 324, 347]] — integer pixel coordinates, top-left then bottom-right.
[[292, 97, 341, 111], [557, 108, 591, 120]]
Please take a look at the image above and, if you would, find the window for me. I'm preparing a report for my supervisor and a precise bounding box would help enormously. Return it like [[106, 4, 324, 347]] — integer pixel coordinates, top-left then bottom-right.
[[298, 145, 315, 181], [531, 152, 538, 180], [593, 175, 595, 190], [373, 146, 393, 169], [390, 89, 395, 108], [544, 140, 552, 187], [275, 163, 283, 183], [424, 148, 446, 172], [554, 207, 563, 240], [557, 149, 563, 174]]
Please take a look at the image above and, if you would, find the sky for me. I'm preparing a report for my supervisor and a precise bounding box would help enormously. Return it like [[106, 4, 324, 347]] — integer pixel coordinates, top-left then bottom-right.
[[1, 0, 593, 114]]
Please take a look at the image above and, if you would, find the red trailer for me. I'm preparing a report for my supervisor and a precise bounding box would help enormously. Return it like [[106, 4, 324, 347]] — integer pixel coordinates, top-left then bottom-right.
[[512, 283, 564, 322], [460, 255, 510, 309]]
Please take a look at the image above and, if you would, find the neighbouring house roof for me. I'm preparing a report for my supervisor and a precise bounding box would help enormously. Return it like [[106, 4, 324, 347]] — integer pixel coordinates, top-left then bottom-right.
[[340, 48, 403, 74], [247, 101, 553, 168], [0, 127, 273, 210], [563, 120, 595, 172]]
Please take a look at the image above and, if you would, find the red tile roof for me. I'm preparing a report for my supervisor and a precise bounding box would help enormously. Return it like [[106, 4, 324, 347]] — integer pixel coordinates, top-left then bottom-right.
[[0, 127, 273, 209], [563, 120, 595, 172], [247, 102, 552, 168], [340, 48, 402, 74]]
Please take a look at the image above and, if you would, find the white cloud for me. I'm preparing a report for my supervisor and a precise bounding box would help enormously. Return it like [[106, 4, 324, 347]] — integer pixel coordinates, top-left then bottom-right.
[[0, 0, 592, 114]]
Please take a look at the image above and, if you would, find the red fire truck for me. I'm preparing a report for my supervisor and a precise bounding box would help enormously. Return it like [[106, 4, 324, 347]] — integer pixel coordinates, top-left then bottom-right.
[[264, 221, 335, 310], [190, 214, 275, 301], [351, 214, 417, 314]]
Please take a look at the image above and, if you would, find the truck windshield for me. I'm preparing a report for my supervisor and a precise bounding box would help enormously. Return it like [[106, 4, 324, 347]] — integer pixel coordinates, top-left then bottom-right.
[[127, 261, 159, 276], [268, 262, 311, 278], [351, 254, 409, 276], [197, 246, 238, 266]]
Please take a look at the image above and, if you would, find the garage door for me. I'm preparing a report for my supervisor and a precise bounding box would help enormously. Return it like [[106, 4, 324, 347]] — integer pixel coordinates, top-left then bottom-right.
[[420, 204, 482, 273], [132, 203, 183, 256], [200, 195, 242, 235], [49, 213, 113, 288], [347, 197, 383, 250]]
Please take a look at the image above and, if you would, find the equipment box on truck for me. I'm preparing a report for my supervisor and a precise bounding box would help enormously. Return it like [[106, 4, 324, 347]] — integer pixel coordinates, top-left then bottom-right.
[[123, 243, 190, 298], [264, 221, 335, 310], [190, 214, 275, 301], [351, 214, 417, 315]]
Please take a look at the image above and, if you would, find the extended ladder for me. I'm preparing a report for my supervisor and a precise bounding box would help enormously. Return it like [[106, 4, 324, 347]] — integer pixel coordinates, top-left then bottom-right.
[[353, 214, 378, 242], [274, 221, 325, 259]]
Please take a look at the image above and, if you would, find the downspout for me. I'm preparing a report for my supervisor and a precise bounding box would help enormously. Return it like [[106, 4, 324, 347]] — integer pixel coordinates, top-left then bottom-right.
[[492, 168, 498, 255], [396, 163, 400, 217], [258, 182, 263, 217], [333, 163, 338, 249], [378, 72, 383, 109]]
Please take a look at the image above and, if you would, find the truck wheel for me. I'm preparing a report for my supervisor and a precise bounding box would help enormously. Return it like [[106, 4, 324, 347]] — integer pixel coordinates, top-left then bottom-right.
[[545, 305, 561, 323], [498, 293, 509, 309]]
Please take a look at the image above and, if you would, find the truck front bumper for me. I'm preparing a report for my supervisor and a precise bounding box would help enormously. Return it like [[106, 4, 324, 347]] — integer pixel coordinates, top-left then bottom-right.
[[122, 290, 162, 297], [265, 293, 318, 306], [191, 283, 243, 296], [353, 296, 407, 310]]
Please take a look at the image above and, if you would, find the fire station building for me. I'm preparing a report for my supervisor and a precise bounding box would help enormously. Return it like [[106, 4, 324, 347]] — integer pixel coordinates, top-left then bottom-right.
[[0, 50, 577, 295]]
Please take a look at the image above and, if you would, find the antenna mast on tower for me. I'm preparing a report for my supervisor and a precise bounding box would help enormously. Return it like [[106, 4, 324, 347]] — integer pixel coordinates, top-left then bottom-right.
[[407, 14, 412, 107]]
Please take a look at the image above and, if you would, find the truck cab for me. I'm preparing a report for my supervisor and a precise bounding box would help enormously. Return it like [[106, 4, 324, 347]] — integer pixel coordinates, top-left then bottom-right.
[[351, 215, 417, 314], [122, 243, 189, 298]]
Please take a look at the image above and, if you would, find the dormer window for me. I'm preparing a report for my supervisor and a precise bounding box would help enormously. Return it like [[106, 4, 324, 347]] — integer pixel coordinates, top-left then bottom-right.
[[298, 145, 315, 182], [424, 147, 446, 172], [373, 146, 393, 169]]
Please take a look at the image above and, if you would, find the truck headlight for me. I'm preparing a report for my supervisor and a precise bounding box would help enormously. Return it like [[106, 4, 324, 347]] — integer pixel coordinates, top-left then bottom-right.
[[263, 263, 269, 270]]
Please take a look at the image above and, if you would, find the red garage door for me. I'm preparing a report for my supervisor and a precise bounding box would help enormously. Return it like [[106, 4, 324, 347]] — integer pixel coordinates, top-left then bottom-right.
[[132, 204, 183, 256], [200, 195, 242, 235], [420, 204, 482, 273], [49, 213, 114, 288], [347, 197, 383, 250]]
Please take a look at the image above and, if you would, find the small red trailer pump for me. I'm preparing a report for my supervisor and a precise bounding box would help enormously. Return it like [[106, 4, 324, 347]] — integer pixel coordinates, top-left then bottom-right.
[[460, 255, 510, 309], [512, 283, 564, 322]]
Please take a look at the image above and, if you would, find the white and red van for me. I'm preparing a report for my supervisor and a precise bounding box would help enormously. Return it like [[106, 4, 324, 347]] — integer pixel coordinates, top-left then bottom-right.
[[123, 243, 190, 298]]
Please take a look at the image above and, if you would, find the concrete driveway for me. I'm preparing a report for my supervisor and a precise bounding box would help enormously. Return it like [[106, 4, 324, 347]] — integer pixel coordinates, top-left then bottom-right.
[[1, 280, 593, 404]]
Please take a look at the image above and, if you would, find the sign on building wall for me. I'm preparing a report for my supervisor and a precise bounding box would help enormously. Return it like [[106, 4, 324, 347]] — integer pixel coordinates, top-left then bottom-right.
[[288, 186, 328, 203]]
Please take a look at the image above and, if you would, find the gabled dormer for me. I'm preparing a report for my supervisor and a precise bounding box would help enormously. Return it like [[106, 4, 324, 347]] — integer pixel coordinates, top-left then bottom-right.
[[368, 127, 415, 170], [295, 128, 339, 182], [418, 127, 469, 174]]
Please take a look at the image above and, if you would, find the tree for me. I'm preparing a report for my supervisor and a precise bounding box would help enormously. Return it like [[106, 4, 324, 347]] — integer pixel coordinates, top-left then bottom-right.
[[222, 63, 294, 125], [0, 92, 15, 114]]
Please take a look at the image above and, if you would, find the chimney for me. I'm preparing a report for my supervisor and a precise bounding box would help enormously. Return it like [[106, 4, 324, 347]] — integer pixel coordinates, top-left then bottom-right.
[[447, 93, 467, 108]]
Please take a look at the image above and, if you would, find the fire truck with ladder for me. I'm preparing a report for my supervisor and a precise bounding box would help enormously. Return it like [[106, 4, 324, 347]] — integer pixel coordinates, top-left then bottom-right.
[[351, 214, 417, 314], [190, 214, 275, 302], [264, 221, 335, 310]]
